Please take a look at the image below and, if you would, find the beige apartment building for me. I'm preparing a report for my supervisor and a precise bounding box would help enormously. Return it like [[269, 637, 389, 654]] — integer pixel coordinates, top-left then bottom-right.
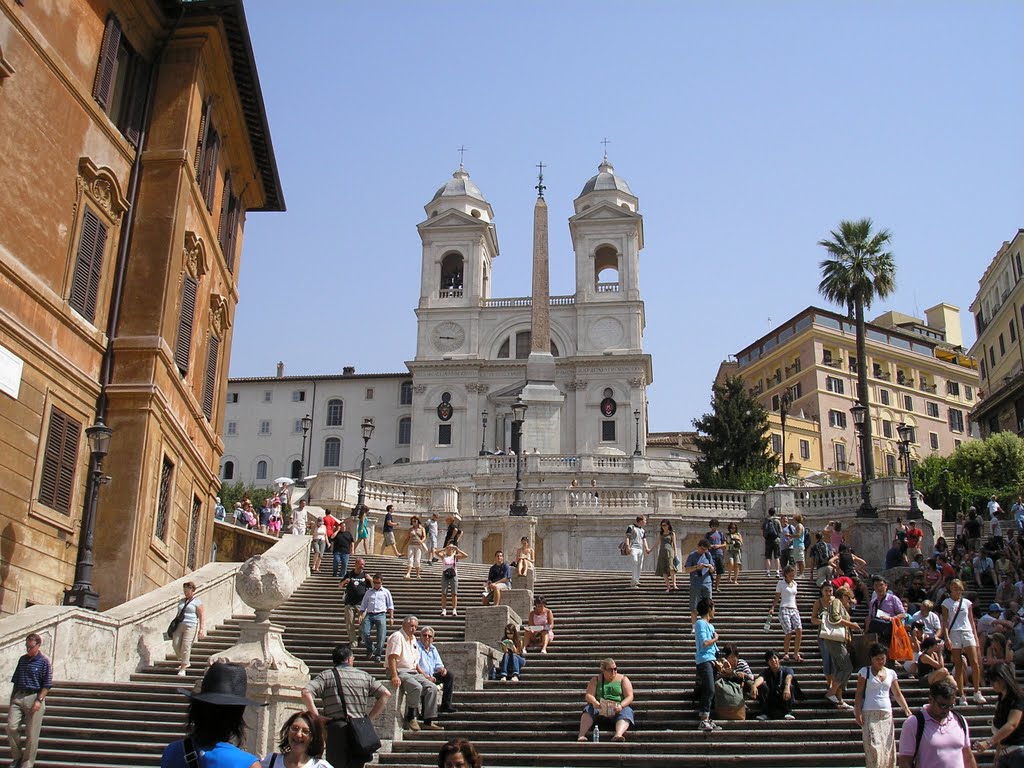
[[969, 230, 1024, 437], [728, 305, 979, 480]]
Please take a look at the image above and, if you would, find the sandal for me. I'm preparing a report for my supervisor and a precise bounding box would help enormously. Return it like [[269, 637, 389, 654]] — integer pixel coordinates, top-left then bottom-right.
[[781, 654, 791, 661], [576, 736, 587, 743], [611, 735, 625, 742], [794, 655, 805, 662]]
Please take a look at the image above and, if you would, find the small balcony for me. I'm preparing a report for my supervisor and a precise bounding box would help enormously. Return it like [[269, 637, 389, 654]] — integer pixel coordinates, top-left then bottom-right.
[[823, 359, 842, 369], [596, 282, 620, 293], [920, 382, 937, 393], [439, 288, 463, 299], [873, 370, 891, 381]]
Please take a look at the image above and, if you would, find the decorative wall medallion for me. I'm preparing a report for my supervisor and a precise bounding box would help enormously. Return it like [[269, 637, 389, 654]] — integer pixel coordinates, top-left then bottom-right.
[[76, 157, 129, 224], [600, 397, 617, 417], [431, 321, 465, 353], [437, 391, 454, 421], [588, 317, 624, 350], [183, 231, 208, 280]]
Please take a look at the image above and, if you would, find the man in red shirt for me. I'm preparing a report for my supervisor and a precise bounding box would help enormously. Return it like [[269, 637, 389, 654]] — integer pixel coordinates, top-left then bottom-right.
[[323, 509, 341, 543], [905, 522, 924, 559]]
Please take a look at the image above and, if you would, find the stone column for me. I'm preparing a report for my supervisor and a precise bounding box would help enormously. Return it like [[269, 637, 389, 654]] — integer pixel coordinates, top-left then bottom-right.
[[209, 555, 310, 757]]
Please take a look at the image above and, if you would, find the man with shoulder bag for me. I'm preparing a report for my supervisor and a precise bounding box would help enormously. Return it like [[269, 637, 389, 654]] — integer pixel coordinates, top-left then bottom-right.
[[302, 644, 390, 768]]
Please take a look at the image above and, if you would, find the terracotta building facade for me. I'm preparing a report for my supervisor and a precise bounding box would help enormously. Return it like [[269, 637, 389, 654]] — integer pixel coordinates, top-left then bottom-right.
[[0, 0, 283, 611]]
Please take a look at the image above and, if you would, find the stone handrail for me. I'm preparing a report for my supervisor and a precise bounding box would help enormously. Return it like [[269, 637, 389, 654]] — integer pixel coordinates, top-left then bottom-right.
[[0, 534, 311, 699], [794, 484, 863, 509], [673, 489, 749, 511]]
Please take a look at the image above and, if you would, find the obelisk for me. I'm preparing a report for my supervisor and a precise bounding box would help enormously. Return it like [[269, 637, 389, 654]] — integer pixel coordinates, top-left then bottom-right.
[[520, 163, 564, 455]]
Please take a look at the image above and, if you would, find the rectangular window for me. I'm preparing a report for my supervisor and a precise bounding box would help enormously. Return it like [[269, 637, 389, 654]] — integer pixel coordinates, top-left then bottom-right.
[[365, 387, 374, 400], [259, 420, 271, 435], [882, 420, 893, 438], [930, 432, 940, 450], [990, 347, 996, 367], [926, 402, 939, 417], [904, 395, 913, 411], [949, 408, 965, 433], [155, 455, 174, 541], [906, 426, 917, 443], [954, 439, 962, 449], [880, 389, 890, 406], [601, 420, 617, 442], [947, 381, 960, 396], [195, 100, 220, 212], [1011, 319, 1017, 343], [202, 334, 220, 421], [965, 385, 973, 401], [263, 390, 272, 403], [227, 392, 239, 403], [826, 376, 844, 394], [822, 349, 833, 364], [293, 420, 303, 433], [771, 433, 782, 453], [828, 410, 848, 429], [834, 443, 847, 471], [291, 390, 306, 402], [981, 358, 988, 380], [218, 173, 240, 272], [186, 495, 201, 570], [226, 421, 237, 436], [400, 381, 413, 406], [69, 208, 109, 323], [438, 424, 452, 445], [174, 274, 197, 377], [1000, 334, 1006, 355], [92, 14, 149, 146], [771, 394, 780, 412], [885, 454, 898, 476], [799, 439, 810, 460], [398, 417, 412, 445], [38, 406, 82, 516], [788, 383, 802, 400]]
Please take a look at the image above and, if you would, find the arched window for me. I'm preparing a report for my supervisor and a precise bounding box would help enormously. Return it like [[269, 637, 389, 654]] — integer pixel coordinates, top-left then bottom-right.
[[256, 460, 268, 480], [398, 416, 412, 445], [326, 398, 343, 426], [323, 437, 341, 467], [439, 252, 464, 297], [498, 332, 558, 359], [400, 380, 413, 405], [222, 460, 234, 480], [290, 459, 302, 479], [594, 245, 620, 292], [497, 338, 510, 358]]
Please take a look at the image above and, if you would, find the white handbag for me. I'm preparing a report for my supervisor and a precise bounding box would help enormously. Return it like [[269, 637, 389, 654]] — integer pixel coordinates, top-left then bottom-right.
[[819, 610, 848, 642]]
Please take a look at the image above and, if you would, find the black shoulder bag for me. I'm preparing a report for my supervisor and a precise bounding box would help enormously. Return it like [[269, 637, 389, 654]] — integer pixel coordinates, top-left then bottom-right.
[[331, 667, 381, 756], [166, 597, 194, 639]]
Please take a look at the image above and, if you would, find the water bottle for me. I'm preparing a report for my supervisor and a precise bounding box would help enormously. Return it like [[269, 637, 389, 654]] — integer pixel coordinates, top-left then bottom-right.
[[763, 613, 772, 631], [592, 725, 600, 743]]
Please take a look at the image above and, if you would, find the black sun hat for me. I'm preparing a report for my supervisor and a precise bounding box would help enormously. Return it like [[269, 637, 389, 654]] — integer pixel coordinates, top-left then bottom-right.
[[177, 662, 266, 707]]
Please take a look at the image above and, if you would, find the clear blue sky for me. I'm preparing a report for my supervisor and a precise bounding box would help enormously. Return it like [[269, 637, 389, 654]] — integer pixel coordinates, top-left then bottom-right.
[[234, 2, 1023, 432]]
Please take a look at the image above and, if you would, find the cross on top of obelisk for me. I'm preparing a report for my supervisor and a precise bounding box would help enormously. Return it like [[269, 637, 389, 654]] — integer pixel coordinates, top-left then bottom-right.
[[536, 161, 546, 199], [457, 145, 467, 168], [601, 137, 611, 160]]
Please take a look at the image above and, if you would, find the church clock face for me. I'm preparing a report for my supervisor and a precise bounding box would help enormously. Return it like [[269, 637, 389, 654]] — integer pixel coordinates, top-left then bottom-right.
[[431, 321, 465, 353]]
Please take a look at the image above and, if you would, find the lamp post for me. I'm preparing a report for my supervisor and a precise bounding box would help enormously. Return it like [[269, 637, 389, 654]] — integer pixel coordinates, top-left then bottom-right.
[[849, 401, 877, 518], [479, 409, 489, 456], [779, 389, 793, 483], [355, 418, 375, 512], [297, 413, 312, 487], [633, 408, 642, 457], [64, 419, 114, 609], [509, 396, 529, 517], [897, 422, 923, 520]]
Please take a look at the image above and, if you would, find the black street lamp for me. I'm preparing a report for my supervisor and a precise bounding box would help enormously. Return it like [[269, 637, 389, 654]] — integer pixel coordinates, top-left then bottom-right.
[[633, 408, 642, 456], [849, 401, 877, 518], [355, 418, 375, 512], [897, 422, 923, 520], [779, 389, 793, 483], [64, 418, 114, 609], [479, 409, 489, 456], [509, 396, 529, 517], [297, 413, 312, 487]]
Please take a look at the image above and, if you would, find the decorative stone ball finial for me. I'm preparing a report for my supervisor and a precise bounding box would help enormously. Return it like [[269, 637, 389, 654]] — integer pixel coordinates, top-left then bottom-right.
[[235, 555, 295, 622]]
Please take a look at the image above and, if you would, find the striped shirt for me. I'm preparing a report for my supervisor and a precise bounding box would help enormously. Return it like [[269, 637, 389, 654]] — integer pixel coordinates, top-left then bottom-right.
[[11, 652, 52, 693]]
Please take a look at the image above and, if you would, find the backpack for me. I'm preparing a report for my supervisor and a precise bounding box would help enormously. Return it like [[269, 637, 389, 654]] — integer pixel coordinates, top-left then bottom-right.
[[763, 517, 781, 541], [812, 541, 832, 567], [912, 706, 966, 765]]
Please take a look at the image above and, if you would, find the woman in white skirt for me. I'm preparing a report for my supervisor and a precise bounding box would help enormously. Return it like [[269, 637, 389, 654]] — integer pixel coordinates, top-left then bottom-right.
[[854, 642, 911, 768], [172, 581, 205, 676]]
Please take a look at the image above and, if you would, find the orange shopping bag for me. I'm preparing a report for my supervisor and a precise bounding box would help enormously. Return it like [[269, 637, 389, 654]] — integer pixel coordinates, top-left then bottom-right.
[[889, 618, 913, 662]]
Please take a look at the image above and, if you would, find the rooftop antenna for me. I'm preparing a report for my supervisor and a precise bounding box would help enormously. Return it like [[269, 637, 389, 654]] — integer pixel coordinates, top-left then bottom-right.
[[536, 161, 546, 199]]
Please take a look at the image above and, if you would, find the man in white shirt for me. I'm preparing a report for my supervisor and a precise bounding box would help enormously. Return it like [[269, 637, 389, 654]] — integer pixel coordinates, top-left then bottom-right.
[[386, 616, 441, 732], [291, 499, 308, 535]]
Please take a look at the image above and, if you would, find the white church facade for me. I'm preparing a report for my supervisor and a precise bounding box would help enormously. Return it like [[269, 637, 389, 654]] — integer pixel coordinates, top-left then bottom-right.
[[221, 159, 654, 485]]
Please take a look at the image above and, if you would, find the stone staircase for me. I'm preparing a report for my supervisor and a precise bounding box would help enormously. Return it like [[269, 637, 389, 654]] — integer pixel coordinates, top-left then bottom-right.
[[0, 555, 1003, 767]]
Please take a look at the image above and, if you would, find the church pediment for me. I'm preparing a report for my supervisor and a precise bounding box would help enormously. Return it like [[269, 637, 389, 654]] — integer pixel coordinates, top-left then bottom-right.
[[417, 209, 489, 230], [568, 202, 640, 224]]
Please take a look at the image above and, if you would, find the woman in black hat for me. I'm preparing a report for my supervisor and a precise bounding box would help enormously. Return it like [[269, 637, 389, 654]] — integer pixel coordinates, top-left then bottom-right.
[[161, 662, 266, 768]]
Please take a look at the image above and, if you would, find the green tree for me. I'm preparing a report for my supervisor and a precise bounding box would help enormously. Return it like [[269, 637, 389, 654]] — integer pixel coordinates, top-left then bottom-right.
[[818, 218, 896, 482], [690, 377, 778, 490], [219, 481, 271, 513], [912, 432, 1024, 517]]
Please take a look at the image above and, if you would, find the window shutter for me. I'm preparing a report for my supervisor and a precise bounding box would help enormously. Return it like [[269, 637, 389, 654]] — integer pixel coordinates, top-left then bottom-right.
[[39, 406, 82, 516], [174, 275, 198, 376], [194, 99, 213, 175], [202, 334, 220, 420], [92, 15, 122, 109], [225, 195, 240, 273], [217, 173, 232, 252], [202, 131, 220, 211], [69, 209, 108, 322], [123, 57, 151, 148]]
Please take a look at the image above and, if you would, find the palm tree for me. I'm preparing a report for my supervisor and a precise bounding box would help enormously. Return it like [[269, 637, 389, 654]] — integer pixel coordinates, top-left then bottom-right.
[[818, 218, 896, 501]]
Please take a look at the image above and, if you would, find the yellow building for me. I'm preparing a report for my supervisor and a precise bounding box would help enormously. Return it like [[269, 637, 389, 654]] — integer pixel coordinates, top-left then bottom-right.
[[727, 305, 979, 480], [969, 230, 1024, 437], [0, 0, 283, 611]]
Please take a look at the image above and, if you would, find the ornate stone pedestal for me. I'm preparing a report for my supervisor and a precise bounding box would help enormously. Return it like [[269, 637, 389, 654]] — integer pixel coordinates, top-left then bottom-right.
[[209, 555, 309, 757]]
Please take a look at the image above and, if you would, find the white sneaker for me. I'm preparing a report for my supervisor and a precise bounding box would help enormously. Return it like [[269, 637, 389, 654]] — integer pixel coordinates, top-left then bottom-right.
[[176, 668, 187, 677], [783, 714, 795, 720], [756, 714, 768, 721], [541, 649, 548, 654], [441, 609, 447, 617], [973, 691, 987, 705], [452, 609, 458, 616], [776, 571, 782, 578], [958, 696, 969, 707]]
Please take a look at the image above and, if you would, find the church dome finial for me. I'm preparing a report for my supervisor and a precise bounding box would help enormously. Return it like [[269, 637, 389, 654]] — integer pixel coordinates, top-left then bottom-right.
[[432, 165, 489, 204], [579, 157, 632, 197]]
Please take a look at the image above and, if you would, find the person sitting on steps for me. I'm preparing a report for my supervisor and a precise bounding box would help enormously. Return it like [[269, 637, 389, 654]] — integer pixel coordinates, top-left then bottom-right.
[[481, 551, 512, 606], [497, 623, 526, 682], [524, 596, 555, 654], [575, 658, 635, 743]]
